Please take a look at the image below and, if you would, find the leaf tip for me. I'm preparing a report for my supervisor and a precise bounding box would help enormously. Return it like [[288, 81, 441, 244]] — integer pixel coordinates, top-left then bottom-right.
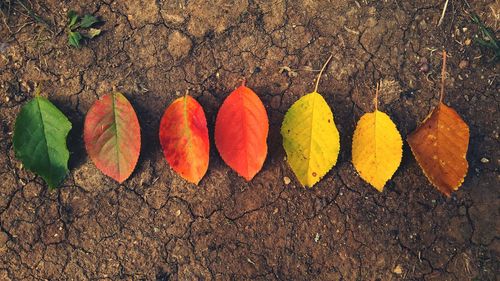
[[47, 180, 61, 190], [239, 170, 256, 182], [184, 172, 205, 185], [373, 182, 385, 192], [115, 176, 127, 184], [243, 176, 253, 182]]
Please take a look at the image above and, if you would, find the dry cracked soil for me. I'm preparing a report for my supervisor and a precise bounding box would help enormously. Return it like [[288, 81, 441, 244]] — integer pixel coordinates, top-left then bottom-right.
[[0, 0, 499, 280]]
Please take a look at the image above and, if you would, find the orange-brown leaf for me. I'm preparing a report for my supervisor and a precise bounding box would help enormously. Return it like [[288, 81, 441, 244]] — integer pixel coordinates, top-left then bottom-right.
[[407, 102, 469, 196]]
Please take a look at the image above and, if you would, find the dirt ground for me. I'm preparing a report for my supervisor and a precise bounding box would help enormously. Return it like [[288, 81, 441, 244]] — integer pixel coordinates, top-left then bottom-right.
[[0, 0, 499, 280]]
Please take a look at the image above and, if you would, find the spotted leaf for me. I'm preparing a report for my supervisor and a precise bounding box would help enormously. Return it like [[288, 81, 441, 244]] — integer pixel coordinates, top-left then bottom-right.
[[159, 95, 209, 184]]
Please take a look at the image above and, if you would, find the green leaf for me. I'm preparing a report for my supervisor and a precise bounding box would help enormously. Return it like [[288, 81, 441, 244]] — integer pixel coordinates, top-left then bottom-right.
[[84, 28, 101, 39], [68, 31, 82, 48], [67, 10, 79, 29], [80, 14, 99, 28], [13, 97, 72, 189]]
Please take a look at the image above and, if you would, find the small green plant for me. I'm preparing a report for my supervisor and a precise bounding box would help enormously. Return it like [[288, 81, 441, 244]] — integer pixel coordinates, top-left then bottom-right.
[[470, 13, 500, 62], [66, 10, 101, 48]]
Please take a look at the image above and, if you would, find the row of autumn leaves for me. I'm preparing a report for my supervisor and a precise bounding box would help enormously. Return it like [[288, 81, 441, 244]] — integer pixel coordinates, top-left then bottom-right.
[[12, 51, 469, 196]]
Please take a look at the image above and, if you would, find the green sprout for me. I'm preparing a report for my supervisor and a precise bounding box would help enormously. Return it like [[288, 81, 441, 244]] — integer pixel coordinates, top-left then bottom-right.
[[66, 10, 101, 48]]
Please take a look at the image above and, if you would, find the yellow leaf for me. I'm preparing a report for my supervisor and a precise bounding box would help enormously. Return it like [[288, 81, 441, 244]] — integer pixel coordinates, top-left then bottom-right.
[[281, 92, 340, 187], [352, 110, 403, 191]]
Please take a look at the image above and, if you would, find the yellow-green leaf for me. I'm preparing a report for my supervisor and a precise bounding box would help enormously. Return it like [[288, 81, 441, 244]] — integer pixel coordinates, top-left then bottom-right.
[[351, 110, 402, 191], [281, 92, 340, 187]]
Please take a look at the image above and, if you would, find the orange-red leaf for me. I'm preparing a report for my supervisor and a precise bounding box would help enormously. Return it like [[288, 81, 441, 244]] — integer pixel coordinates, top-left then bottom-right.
[[407, 102, 469, 196], [84, 92, 141, 183], [159, 95, 209, 184], [215, 84, 268, 181]]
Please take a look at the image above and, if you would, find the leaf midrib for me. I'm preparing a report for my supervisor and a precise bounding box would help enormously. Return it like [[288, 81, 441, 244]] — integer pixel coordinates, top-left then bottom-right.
[[111, 94, 122, 178], [241, 93, 249, 177], [432, 107, 447, 183], [182, 96, 194, 163], [35, 97, 53, 182], [434, 105, 457, 191], [306, 93, 317, 183]]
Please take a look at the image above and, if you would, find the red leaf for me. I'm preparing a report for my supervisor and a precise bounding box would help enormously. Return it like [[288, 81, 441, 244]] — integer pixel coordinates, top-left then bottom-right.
[[84, 92, 141, 183], [159, 95, 209, 184], [215, 83, 268, 181]]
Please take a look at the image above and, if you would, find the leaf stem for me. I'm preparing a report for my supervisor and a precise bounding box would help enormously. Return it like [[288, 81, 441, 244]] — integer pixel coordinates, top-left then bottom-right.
[[314, 53, 333, 93], [440, 50, 447, 103], [34, 84, 41, 97]]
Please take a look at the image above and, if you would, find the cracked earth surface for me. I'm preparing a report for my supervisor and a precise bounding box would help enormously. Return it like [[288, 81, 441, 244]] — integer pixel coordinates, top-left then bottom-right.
[[0, 0, 499, 280]]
